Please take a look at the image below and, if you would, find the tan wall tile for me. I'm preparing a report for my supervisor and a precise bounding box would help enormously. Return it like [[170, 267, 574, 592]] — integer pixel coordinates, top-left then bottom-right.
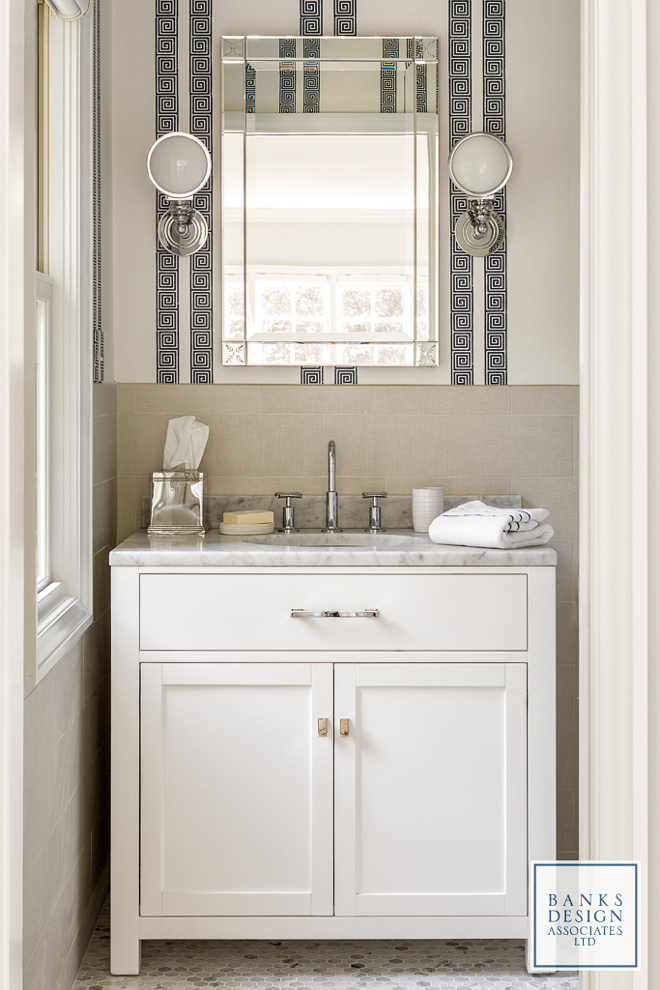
[[93, 546, 111, 618], [512, 477, 579, 540], [93, 478, 116, 555], [380, 385, 512, 417], [93, 382, 117, 417], [117, 475, 140, 543], [23, 640, 83, 789], [382, 477, 445, 495], [116, 382, 136, 414], [428, 477, 512, 496], [24, 718, 84, 871], [258, 414, 326, 476], [551, 539, 574, 603], [572, 540, 579, 601], [557, 602, 579, 665], [262, 384, 385, 415], [134, 383, 262, 417], [448, 415, 575, 478], [262, 476, 337, 496], [204, 475, 265, 495], [557, 788, 577, 854], [23, 793, 83, 965], [82, 614, 110, 706], [557, 664, 576, 727], [557, 725, 579, 792], [93, 413, 118, 486], [511, 385, 579, 416]]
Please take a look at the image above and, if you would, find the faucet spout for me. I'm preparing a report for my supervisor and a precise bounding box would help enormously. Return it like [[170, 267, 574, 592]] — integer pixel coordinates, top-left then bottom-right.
[[324, 440, 341, 532], [328, 439, 336, 492]]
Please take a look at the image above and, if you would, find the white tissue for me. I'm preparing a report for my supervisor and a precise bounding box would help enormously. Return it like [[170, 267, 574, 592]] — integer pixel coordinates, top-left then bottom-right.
[[162, 416, 209, 471]]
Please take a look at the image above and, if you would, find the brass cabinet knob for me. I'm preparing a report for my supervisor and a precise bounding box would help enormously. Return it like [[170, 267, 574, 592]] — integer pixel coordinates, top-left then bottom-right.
[[317, 717, 328, 737], [340, 718, 349, 736]]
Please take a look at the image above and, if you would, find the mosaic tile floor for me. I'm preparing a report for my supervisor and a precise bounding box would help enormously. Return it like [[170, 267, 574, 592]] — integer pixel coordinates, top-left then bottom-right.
[[74, 904, 578, 990]]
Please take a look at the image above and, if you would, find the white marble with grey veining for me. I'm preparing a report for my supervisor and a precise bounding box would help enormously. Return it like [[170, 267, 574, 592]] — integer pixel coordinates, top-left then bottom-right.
[[110, 527, 557, 568]]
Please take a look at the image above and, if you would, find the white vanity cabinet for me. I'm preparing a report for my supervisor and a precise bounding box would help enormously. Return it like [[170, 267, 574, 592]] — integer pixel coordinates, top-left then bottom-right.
[[110, 558, 556, 977]]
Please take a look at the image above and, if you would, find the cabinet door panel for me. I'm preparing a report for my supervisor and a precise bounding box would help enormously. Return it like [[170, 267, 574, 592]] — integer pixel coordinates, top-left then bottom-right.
[[140, 662, 333, 916], [334, 663, 527, 917]]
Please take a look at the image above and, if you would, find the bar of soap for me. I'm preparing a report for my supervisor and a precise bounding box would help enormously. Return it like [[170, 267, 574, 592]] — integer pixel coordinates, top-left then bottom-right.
[[222, 509, 274, 525]]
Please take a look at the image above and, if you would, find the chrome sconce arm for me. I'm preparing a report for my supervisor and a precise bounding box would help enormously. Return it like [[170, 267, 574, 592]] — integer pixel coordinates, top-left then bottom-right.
[[147, 132, 212, 257], [448, 132, 513, 257]]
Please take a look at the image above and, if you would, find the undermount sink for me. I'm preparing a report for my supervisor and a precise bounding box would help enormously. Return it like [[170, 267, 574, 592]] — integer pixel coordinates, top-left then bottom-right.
[[241, 531, 417, 548]]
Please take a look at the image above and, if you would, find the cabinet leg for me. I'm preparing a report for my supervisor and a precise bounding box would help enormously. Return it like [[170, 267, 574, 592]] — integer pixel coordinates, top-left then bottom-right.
[[525, 940, 556, 975], [110, 933, 141, 976]]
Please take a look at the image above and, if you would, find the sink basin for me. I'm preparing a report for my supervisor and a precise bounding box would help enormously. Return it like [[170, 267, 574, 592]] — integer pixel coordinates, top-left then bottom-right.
[[241, 531, 416, 548]]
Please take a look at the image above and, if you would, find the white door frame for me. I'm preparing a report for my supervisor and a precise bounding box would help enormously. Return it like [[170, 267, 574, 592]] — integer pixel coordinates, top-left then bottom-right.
[[580, 0, 654, 987], [0, 0, 27, 987]]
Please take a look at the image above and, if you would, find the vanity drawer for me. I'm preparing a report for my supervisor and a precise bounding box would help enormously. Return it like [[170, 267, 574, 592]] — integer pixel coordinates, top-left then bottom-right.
[[139, 573, 527, 652]]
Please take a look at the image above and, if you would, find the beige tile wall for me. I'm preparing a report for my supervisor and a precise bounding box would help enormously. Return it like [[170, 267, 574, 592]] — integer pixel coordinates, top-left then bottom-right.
[[23, 383, 117, 990], [117, 382, 579, 858]]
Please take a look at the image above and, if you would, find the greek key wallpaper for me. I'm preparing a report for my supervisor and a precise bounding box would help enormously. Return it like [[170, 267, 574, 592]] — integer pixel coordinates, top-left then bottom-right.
[[108, 0, 579, 384]]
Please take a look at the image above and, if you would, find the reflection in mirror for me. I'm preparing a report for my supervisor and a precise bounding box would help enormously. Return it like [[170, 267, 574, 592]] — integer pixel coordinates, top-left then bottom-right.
[[221, 37, 439, 367]]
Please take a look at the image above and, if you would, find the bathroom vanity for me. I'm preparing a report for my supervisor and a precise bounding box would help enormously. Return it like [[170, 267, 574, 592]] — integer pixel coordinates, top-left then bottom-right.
[[110, 529, 556, 976]]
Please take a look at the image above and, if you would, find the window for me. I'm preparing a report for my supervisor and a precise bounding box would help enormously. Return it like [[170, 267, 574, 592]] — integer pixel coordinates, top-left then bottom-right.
[[28, 3, 93, 684]]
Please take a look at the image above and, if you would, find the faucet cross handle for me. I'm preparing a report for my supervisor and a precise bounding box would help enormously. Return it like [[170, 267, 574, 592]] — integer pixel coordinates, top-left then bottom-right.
[[362, 492, 388, 533], [274, 492, 303, 534]]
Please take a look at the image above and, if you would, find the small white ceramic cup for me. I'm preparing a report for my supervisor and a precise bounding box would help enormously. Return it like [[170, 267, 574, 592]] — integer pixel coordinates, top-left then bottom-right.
[[412, 487, 444, 533]]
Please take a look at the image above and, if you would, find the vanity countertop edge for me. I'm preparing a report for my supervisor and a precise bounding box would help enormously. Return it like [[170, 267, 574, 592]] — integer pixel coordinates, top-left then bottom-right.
[[109, 529, 558, 567]]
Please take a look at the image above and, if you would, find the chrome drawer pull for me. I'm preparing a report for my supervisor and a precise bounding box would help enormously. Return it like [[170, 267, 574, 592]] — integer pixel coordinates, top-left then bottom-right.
[[291, 608, 379, 619]]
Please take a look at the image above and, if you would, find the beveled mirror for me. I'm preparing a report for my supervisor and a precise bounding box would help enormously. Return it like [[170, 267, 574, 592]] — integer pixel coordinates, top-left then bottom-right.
[[220, 36, 439, 367]]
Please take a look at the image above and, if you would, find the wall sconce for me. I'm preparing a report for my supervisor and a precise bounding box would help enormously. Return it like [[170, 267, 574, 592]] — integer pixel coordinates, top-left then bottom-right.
[[146, 132, 212, 257], [448, 132, 513, 257], [44, 0, 90, 19]]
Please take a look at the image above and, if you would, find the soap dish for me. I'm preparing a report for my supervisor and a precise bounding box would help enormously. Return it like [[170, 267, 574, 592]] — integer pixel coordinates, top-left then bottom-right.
[[219, 521, 275, 536]]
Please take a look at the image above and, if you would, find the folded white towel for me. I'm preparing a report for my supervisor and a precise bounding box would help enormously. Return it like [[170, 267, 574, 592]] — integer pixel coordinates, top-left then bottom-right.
[[428, 500, 554, 550]]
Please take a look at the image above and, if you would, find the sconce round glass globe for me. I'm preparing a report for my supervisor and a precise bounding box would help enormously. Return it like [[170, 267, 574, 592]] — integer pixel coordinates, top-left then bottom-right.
[[147, 132, 212, 199], [448, 133, 513, 198]]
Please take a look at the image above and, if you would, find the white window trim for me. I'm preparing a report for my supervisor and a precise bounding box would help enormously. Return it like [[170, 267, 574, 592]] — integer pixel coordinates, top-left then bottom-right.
[[27, 10, 93, 685]]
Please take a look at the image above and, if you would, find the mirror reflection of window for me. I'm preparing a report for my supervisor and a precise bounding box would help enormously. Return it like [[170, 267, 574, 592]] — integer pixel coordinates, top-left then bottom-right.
[[221, 38, 438, 367]]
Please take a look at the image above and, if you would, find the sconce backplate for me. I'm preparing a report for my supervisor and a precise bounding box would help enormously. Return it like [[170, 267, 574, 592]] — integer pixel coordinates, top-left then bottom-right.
[[454, 208, 505, 257], [158, 207, 209, 257]]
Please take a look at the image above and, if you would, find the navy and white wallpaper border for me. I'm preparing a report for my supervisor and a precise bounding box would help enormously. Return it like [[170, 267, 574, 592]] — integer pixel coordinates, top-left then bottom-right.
[[483, 0, 507, 385], [151, 0, 511, 387], [448, 0, 473, 385], [189, 0, 213, 382], [155, 0, 180, 384]]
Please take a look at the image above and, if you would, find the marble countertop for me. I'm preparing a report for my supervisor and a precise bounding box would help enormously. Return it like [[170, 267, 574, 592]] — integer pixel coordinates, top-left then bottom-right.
[[110, 529, 558, 568]]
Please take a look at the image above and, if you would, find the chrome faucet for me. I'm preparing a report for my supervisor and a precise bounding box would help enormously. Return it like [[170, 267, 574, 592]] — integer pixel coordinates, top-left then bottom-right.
[[323, 440, 341, 532]]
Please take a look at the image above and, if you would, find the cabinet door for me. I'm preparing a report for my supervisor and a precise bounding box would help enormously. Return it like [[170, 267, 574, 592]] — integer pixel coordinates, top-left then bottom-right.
[[334, 663, 527, 917], [140, 662, 334, 917]]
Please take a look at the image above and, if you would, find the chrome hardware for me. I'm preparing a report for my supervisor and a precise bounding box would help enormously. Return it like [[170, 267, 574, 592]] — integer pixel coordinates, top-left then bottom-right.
[[323, 440, 342, 532], [318, 717, 328, 737], [291, 608, 379, 619], [362, 492, 388, 533], [274, 492, 303, 533], [148, 471, 204, 536], [340, 718, 349, 736]]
